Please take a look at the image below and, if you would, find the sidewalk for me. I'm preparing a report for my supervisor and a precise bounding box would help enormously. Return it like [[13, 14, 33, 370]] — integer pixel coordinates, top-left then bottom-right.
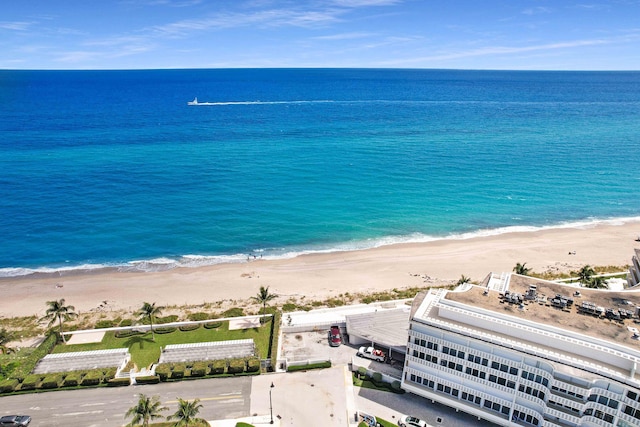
[[209, 414, 280, 427]]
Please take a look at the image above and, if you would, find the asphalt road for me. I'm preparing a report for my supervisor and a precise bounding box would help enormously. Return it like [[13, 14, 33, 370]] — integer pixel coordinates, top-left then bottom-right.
[[0, 377, 252, 427]]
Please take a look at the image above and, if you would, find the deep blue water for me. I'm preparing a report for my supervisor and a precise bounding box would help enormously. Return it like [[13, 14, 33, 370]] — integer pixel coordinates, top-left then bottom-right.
[[1, 69, 640, 276]]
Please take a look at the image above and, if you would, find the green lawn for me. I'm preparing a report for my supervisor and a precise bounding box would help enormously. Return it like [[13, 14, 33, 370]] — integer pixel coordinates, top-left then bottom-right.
[[53, 319, 273, 369]]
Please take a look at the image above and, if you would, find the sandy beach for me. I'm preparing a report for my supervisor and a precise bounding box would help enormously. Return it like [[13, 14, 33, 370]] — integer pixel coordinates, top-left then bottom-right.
[[1, 220, 639, 319]]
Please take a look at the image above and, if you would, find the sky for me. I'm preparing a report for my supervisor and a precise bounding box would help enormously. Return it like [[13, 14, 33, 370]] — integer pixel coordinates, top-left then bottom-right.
[[1, 0, 639, 70]]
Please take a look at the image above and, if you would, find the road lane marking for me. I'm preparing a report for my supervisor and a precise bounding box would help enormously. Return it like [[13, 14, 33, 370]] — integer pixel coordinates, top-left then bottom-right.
[[166, 394, 243, 404], [53, 410, 104, 417], [80, 402, 106, 407]]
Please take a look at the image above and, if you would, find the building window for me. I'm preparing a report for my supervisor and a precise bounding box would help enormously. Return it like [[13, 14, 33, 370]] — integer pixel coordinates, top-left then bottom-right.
[[510, 367, 518, 375], [491, 361, 500, 369]]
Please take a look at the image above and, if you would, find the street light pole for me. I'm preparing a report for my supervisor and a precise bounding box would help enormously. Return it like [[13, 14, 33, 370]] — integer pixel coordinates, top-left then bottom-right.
[[269, 382, 275, 424]]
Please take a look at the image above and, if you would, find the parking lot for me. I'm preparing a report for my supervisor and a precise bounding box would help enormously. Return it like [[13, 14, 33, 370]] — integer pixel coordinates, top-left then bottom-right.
[[281, 329, 404, 378]]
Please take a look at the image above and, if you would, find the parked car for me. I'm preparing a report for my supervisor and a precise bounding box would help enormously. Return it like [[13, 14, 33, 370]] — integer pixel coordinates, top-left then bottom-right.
[[0, 415, 31, 426], [329, 325, 342, 347], [397, 415, 427, 427], [357, 346, 386, 362]]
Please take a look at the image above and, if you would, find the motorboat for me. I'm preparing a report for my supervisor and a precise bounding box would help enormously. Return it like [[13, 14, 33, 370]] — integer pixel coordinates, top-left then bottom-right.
[[187, 97, 199, 105]]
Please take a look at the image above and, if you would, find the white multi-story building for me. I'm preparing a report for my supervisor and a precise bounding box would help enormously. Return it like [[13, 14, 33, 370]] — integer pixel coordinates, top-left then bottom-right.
[[627, 248, 640, 288], [402, 274, 640, 427]]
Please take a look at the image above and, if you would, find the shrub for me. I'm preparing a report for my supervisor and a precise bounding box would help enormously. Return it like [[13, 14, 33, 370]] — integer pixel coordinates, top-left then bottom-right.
[[20, 374, 41, 390], [40, 374, 62, 389], [103, 367, 117, 381], [190, 361, 207, 377], [227, 359, 245, 375], [156, 315, 179, 324], [171, 363, 186, 379], [246, 358, 260, 373], [282, 303, 297, 312], [153, 326, 177, 334], [95, 319, 116, 329], [390, 380, 404, 393], [62, 372, 82, 387], [287, 361, 331, 372], [80, 370, 103, 386], [155, 364, 171, 381], [268, 311, 281, 369], [222, 307, 245, 318], [372, 372, 383, 385], [357, 367, 367, 379], [187, 312, 211, 321], [115, 330, 144, 338], [0, 378, 19, 393], [119, 319, 133, 327], [204, 321, 222, 329], [179, 323, 201, 332], [10, 332, 58, 379], [210, 360, 226, 375], [135, 375, 160, 384], [107, 378, 131, 387]]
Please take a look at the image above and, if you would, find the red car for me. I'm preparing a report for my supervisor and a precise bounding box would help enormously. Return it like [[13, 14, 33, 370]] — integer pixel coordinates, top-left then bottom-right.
[[329, 325, 342, 347]]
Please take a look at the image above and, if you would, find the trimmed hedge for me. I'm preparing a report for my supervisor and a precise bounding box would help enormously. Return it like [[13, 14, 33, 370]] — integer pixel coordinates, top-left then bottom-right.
[[246, 358, 260, 373], [11, 332, 58, 380], [62, 371, 82, 387], [80, 370, 102, 386], [227, 359, 245, 375], [210, 360, 226, 375], [268, 312, 281, 371], [178, 323, 201, 332], [287, 360, 331, 372], [20, 374, 42, 391], [103, 367, 117, 381], [40, 374, 62, 389], [115, 330, 144, 338], [0, 378, 19, 393], [190, 361, 207, 377], [153, 326, 177, 334], [108, 377, 131, 387], [119, 319, 133, 327], [135, 375, 160, 384], [204, 321, 222, 329], [155, 364, 171, 381], [171, 363, 185, 379]]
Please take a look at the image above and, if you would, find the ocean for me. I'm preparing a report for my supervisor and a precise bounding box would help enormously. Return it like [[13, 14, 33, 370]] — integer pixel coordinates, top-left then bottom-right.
[[1, 68, 639, 276]]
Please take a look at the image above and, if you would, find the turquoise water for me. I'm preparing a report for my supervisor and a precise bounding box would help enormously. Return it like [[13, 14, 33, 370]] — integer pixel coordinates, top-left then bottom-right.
[[1, 69, 639, 276]]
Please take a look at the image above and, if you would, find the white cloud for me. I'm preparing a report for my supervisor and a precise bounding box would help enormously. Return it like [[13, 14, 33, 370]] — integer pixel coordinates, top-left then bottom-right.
[[0, 21, 33, 31], [331, 0, 401, 6], [312, 31, 374, 40], [522, 7, 551, 15]]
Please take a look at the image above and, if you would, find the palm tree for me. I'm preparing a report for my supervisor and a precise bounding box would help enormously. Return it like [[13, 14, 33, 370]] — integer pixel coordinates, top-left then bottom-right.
[[0, 328, 13, 353], [137, 302, 163, 341], [513, 262, 531, 275], [125, 394, 167, 427], [252, 286, 277, 314], [585, 276, 609, 289], [41, 299, 77, 343], [577, 265, 596, 286], [456, 275, 471, 286], [167, 397, 205, 426]]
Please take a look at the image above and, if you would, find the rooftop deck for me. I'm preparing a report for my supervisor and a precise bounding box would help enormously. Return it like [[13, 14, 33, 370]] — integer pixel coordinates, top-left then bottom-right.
[[446, 274, 640, 348]]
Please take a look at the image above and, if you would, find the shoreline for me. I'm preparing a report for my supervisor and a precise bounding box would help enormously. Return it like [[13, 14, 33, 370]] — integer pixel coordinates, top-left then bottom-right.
[[1, 220, 639, 319], [3, 216, 640, 279]]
